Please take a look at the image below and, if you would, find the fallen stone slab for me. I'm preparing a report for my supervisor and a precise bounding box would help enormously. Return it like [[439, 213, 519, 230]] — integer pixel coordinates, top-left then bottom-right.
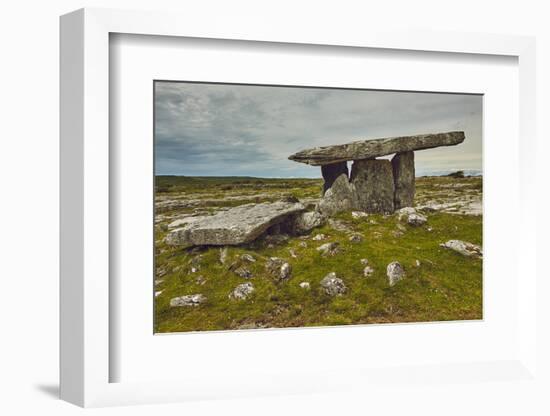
[[288, 131, 465, 166], [165, 201, 305, 246], [170, 294, 207, 307], [440, 240, 482, 258]]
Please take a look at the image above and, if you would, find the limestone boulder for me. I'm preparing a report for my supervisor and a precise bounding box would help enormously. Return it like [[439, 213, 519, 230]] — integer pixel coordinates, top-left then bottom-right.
[[229, 282, 255, 300], [440, 240, 482, 258], [170, 294, 207, 307], [165, 201, 305, 246], [317, 173, 357, 216], [320, 272, 347, 296], [321, 162, 349, 194], [351, 159, 395, 214], [387, 261, 405, 286], [290, 210, 325, 234]]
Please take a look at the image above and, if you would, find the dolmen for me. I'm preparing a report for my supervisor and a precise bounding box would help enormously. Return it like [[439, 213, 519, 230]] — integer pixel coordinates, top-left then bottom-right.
[[288, 131, 465, 215]]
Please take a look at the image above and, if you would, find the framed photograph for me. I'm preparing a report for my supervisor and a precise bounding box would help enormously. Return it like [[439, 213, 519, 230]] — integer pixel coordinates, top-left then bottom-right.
[[60, 8, 538, 408]]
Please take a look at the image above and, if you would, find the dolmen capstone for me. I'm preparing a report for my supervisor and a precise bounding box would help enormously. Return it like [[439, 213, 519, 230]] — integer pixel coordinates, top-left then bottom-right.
[[289, 131, 465, 215]]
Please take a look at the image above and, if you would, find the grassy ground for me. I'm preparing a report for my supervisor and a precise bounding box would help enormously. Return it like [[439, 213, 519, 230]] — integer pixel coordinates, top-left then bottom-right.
[[154, 175, 482, 333]]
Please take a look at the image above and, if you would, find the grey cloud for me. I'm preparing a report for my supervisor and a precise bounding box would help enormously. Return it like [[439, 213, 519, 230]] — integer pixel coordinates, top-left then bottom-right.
[[155, 82, 482, 177]]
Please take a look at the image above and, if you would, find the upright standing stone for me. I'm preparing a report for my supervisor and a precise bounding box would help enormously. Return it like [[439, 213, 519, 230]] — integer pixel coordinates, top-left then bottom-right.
[[391, 151, 415, 209], [321, 162, 349, 195], [350, 159, 395, 213]]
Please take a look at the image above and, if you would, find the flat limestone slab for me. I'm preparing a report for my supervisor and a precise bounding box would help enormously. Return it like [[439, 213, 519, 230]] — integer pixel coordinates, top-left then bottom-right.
[[288, 131, 465, 166], [165, 201, 305, 246]]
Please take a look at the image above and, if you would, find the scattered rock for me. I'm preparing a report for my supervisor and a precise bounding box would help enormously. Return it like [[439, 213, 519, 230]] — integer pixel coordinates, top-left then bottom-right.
[[320, 272, 347, 296], [265, 257, 292, 281], [316, 242, 340, 256], [299, 241, 308, 248], [360, 258, 369, 266], [317, 173, 357, 216], [291, 210, 325, 234], [288, 249, 298, 258], [363, 266, 375, 277], [195, 275, 207, 285], [154, 279, 164, 286], [155, 290, 163, 297], [415, 260, 421, 267], [299, 282, 311, 290], [312, 233, 327, 241], [407, 212, 427, 226], [189, 267, 200, 273], [351, 211, 369, 219], [349, 233, 364, 243], [440, 240, 482, 258], [241, 253, 256, 263], [234, 266, 253, 279], [229, 283, 255, 300], [328, 218, 353, 232], [170, 294, 207, 307], [387, 261, 405, 286], [166, 201, 305, 247]]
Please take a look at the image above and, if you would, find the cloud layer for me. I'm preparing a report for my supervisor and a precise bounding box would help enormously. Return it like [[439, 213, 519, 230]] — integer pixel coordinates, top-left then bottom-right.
[[155, 82, 482, 177]]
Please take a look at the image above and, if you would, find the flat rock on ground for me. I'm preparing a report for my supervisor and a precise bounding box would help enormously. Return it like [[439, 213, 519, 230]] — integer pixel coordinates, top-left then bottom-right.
[[165, 201, 305, 246], [288, 131, 465, 166]]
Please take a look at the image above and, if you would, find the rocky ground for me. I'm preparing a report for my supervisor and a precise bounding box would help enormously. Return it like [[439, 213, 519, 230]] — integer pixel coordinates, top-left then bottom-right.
[[154, 175, 482, 333]]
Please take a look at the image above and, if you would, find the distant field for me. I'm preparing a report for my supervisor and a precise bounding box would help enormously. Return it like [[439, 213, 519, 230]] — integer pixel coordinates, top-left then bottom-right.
[[154, 175, 482, 333]]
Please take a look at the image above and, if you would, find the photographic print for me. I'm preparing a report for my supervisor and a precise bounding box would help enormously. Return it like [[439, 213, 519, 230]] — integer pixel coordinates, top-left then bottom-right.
[[154, 81, 482, 333]]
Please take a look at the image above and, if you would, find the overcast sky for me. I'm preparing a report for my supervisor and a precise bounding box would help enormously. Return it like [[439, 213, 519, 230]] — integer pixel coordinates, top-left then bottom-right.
[[155, 82, 482, 177]]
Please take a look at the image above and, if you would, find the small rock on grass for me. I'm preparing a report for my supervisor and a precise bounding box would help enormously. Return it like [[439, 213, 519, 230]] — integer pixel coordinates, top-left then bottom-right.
[[241, 253, 256, 263], [316, 242, 340, 256], [288, 249, 298, 258], [155, 290, 163, 297], [266, 257, 292, 281], [195, 275, 207, 285], [360, 258, 369, 266], [349, 234, 364, 243], [387, 261, 405, 286], [229, 282, 255, 300], [299, 282, 311, 290], [312, 233, 327, 241], [363, 266, 374, 277], [351, 211, 369, 219], [170, 294, 207, 307], [415, 259, 421, 267], [407, 212, 427, 226], [440, 240, 482, 258], [320, 272, 347, 296], [234, 266, 253, 279]]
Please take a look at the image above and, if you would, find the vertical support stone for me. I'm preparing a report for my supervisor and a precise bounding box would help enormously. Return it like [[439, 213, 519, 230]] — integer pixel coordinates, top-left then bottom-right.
[[350, 159, 395, 213], [391, 151, 415, 209], [321, 162, 349, 195]]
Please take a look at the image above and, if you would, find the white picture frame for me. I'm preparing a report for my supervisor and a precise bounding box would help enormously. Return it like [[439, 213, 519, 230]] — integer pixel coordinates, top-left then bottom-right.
[[60, 7, 538, 408]]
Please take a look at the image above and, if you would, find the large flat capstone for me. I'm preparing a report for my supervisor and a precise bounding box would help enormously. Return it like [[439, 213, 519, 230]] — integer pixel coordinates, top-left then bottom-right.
[[165, 201, 305, 247], [288, 131, 465, 166]]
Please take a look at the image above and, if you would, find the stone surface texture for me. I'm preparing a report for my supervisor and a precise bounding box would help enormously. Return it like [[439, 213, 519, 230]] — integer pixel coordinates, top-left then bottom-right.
[[290, 210, 325, 234], [391, 151, 415, 209], [350, 159, 395, 214], [165, 201, 305, 246], [288, 131, 465, 166]]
